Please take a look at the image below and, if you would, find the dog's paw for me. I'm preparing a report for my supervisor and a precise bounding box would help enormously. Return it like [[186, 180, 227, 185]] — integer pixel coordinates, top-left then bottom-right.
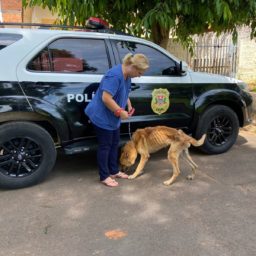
[[186, 175, 194, 180], [163, 181, 170, 186], [128, 175, 136, 179]]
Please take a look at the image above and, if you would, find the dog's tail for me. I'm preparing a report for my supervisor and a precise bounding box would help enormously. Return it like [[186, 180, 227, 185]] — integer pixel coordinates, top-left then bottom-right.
[[188, 134, 206, 147], [177, 130, 206, 147]]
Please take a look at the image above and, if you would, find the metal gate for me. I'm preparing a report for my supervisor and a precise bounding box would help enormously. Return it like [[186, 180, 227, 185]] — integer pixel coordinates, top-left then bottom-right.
[[188, 33, 238, 77]]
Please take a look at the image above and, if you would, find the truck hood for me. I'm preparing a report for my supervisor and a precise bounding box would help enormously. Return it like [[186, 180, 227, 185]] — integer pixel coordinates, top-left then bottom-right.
[[189, 71, 241, 84]]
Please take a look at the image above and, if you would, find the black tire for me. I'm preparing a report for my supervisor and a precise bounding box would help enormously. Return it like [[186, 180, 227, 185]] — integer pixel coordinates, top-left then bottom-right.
[[195, 105, 239, 154], [0, 122, 57, 189]]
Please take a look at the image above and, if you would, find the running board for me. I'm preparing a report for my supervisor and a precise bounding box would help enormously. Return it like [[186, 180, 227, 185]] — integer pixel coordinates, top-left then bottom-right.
[[62, 136, 129, 155], [64, 145, 90, 155], [62, 140, 96, 155]]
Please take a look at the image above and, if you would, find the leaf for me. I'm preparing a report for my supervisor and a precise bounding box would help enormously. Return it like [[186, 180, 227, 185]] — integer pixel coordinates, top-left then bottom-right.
[[215, 0, 222, 18], [222, 2, 232, 21]]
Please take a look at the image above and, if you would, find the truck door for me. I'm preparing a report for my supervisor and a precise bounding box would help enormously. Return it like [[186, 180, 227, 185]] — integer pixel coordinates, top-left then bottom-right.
[[111, 39, 194, 132]]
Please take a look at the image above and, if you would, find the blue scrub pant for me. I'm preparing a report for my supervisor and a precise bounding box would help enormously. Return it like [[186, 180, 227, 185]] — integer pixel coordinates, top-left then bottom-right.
[[93, 124, 120, 181]]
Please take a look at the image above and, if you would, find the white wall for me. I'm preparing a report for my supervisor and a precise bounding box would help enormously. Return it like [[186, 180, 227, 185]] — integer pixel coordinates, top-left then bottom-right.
[[31, 6, 58, 23], [237, 26, 256, 87]]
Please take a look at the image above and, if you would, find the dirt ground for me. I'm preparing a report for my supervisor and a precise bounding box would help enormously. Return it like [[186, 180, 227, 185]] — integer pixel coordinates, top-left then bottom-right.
[[241, 116, 256, 134], [1, 130, 256, 256]]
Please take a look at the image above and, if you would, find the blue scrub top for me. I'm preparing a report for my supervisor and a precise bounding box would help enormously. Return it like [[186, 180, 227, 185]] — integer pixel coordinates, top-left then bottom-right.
[[85, 64, 131, 130]]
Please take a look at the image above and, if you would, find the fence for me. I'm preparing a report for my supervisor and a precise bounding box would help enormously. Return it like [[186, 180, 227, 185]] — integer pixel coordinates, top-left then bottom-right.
[[168, 33, 238, 78]]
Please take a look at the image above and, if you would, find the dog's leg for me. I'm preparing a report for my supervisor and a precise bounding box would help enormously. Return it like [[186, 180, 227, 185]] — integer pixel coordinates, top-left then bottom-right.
[[183, 148, 198, 180], [163, 148, 181, 186], [128, 154, 149, 179]]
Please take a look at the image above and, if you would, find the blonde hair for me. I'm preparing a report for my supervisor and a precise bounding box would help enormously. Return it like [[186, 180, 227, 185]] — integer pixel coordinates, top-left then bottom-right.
[[122, 53, 149, 70]]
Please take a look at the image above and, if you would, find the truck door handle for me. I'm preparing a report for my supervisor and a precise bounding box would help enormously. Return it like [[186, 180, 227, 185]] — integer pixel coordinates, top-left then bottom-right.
[[131, 83, 140, 91]]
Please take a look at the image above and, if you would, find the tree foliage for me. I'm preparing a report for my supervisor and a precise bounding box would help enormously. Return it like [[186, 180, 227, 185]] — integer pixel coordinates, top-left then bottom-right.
[[22, 0, 256, 49]]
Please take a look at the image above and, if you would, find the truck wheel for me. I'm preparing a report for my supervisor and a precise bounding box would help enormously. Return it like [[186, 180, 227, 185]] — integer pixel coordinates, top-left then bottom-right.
[[195, 105, 239, 154], [0, 122, 56, 189]]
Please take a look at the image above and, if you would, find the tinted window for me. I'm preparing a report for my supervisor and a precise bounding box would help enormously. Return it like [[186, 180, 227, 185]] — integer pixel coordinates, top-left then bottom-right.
[[0, 33, 22, 50], [114, 40, 177, 76], [28, 38, 109, 74], [27, 48, 51, 71]]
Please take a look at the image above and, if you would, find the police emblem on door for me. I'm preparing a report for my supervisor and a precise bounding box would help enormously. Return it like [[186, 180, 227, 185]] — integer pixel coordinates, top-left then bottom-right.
[[151, 88, 170, 115]]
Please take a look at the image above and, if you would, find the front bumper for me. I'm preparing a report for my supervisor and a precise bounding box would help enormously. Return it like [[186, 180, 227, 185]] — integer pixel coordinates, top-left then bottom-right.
[[243, 104, 253, 126], [241, 92, 254, 126]]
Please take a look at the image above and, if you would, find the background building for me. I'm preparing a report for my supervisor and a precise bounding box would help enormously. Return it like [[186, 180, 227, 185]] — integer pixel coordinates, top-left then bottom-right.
[[1, 0, 22, 22]]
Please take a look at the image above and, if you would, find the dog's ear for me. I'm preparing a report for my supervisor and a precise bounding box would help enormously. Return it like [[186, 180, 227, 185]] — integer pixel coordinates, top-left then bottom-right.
[[125, 152, 129, 158]]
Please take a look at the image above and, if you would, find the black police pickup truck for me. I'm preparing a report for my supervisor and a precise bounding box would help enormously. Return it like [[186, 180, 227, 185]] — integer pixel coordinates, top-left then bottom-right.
[[0, 22, 253, 189]]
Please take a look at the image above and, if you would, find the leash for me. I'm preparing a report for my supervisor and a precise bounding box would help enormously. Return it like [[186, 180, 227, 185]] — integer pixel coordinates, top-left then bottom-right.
[[128, 122, 132, 139], [128, 108, 135, 140]]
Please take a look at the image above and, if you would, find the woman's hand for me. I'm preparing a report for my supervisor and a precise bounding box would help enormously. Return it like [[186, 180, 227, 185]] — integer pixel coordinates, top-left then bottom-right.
[[120, 110, 129, 120], [128, 105, 133, 113]]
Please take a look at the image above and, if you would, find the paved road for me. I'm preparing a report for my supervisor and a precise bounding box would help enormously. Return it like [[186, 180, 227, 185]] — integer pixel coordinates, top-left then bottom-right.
[[0, 130, 256, 256]]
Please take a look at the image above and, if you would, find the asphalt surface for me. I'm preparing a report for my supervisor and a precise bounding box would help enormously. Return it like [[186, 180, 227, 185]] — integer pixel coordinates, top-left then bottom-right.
[[0, 130, 256, 256]]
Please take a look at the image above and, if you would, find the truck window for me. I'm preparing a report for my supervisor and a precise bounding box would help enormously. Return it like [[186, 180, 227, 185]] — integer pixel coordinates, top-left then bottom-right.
[[0, 33, 22, 50], [114, 40, 177, 76], [27, 38, 110, 74]]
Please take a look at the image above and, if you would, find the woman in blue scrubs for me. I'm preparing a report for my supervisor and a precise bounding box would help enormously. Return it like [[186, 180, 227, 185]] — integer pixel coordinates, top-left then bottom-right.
[[85, 53, 149, 187]]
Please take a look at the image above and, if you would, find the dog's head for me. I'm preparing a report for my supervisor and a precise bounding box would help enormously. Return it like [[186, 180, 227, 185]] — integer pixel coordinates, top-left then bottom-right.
[[120, 141, 138, 171]]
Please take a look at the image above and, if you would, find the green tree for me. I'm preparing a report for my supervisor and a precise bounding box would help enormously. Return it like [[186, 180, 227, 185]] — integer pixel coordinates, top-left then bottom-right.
[[23, 0, 256, 49]]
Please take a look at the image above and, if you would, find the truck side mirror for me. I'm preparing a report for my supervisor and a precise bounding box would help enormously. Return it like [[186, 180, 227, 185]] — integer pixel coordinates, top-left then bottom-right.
[[179, 61, 188, 76], [162, 61, 188, 76]]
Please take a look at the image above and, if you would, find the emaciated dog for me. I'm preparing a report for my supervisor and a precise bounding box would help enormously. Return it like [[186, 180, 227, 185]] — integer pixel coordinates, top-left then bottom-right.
[[120, 126, 206, 186]]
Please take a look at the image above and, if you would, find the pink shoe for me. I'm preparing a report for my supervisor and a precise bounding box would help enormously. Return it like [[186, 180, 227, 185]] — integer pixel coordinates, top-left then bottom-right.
[[111, 171, 129, 179], [101, 177, 119, 187]]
